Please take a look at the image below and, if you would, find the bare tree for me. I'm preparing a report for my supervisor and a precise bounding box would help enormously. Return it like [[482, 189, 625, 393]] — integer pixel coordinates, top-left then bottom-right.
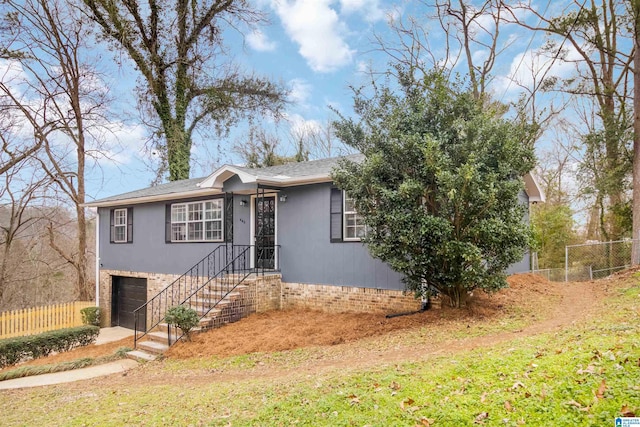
[[0, 159, 50, 306], [377, 0, 512, 102], [502, 0, 634, 241], [0, 0, 112, 300], [82, 0, 288, 181]]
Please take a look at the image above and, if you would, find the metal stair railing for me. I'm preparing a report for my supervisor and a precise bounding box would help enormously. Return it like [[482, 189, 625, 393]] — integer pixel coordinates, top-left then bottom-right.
[[166, 245, 255, 344], [133, 244, 280, 348], [133, 244, 229, 348]]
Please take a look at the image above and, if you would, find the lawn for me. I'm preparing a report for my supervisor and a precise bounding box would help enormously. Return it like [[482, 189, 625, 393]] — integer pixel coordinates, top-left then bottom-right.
[[1, 272, 638, 426]]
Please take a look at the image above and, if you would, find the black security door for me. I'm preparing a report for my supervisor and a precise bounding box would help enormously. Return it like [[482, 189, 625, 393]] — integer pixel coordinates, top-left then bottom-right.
[[255, 195, 275, 269]]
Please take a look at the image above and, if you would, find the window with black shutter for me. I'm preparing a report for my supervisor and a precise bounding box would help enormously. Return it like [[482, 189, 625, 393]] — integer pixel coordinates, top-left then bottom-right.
[[110, 207, 133, 243]]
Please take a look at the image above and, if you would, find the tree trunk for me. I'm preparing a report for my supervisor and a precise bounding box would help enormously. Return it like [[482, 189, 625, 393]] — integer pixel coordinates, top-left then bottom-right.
[[446, 286, 469, 308]]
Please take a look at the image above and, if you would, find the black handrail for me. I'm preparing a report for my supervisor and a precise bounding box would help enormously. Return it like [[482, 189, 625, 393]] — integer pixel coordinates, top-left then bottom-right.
[[167, 245, 253, 344], [133, 244, 280, 348]]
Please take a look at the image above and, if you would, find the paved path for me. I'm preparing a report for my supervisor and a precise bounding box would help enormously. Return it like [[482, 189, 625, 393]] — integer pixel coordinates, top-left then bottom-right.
[[0, 359, 139, 390], [0, 327, 138, 390]]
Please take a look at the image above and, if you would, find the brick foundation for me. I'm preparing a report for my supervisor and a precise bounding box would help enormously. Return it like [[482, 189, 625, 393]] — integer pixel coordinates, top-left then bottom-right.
[[99, 269, 421, 328], [281, 282, 421, 313]]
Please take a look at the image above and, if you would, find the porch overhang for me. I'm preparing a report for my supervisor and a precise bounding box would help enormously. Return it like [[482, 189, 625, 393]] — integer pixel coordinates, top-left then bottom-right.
[[523, 172, 545, 203]]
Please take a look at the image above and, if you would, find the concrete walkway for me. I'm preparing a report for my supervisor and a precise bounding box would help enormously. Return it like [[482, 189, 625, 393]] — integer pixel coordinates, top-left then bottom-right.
[[0, 327, 139, 390], [94, 326, 135, 345], [0, 359, 139, 390]]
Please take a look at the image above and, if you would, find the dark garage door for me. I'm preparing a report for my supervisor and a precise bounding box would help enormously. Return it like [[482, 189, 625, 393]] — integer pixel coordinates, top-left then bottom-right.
[[111, 276, 147, 330]]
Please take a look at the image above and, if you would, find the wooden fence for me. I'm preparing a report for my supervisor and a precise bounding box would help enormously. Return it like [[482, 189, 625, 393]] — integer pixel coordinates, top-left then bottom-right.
[[0, 301, 95, 339]]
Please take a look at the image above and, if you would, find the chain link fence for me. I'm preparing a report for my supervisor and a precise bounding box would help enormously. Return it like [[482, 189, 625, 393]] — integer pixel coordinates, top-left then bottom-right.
[[532, 239, 640, 282]]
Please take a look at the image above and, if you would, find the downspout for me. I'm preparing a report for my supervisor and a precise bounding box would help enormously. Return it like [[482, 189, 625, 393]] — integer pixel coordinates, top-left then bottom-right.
[[95, 208, 100, 307]]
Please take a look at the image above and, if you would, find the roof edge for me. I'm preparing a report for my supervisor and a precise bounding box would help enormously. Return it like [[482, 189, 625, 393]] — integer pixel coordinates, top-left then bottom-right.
[[83, 188, 223, 208]]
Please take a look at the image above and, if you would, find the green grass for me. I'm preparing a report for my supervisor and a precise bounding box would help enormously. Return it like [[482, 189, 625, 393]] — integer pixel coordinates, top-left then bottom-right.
[[1, 279, 639, 426], [0, 347, 132, 381]]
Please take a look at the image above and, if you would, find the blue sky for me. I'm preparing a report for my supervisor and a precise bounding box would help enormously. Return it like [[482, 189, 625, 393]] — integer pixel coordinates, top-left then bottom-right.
[[80, 0, 578, 201]]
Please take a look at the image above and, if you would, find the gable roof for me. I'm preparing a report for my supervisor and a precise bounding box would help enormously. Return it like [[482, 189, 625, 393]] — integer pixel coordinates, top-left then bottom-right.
[[196, 154, 364, 189], [85, 153, 544, 207]]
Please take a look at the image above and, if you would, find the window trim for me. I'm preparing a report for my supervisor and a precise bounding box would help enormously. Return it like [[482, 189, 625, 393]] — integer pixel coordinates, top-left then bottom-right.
[[112, 208, 128, 243], [342, 192, 367, 241], [109, 207, 133, 244], [168, 198, 224, 243]]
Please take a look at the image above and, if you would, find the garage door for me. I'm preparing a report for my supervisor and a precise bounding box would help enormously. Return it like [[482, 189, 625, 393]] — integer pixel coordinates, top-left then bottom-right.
[[111, 276, 147, 330]]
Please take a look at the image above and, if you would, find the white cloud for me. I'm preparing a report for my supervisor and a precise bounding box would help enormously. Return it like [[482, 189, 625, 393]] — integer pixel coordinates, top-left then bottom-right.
[[356, 60, 370, 74], [0, 60, 27, 85], [288, 78, 313, 105], [496, 44, 582, 100], [271, 0, 354, 73], [247, 30, 277, 52], [286, 112, 322, 137], [101, 123, 147, 165], [340, 0, 385, 22]]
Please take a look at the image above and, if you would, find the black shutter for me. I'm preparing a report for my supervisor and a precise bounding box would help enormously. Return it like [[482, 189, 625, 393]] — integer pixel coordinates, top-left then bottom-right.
[[109, 209, 115, 243], [330, 188, 343, 242], [165, 204, 172, 243], [126, 207, 133, 243], [225, 193, 233, 243]]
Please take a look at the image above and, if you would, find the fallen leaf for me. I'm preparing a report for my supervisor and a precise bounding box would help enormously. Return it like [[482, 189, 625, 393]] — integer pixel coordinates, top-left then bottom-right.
[[511, 381, 525, 391], [474, 412, 489, 424], [347, 394, 359, 405], [576, 365, 595, 375], [504, 400, 513, 412], [621, 405, 636, 417], [390, 381, 401, 391], [565, 399, 590, 412], [480, 392, 487, 403], [595, 379, 607, 399]]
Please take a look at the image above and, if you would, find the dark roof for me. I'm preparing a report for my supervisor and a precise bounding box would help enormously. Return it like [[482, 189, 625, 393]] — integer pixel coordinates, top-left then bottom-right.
[[85, 154, 363, 206], [86, 177, 206, 205]]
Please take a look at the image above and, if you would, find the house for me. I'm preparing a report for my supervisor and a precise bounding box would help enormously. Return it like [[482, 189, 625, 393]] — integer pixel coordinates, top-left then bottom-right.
[[86, 154, 544, 336]]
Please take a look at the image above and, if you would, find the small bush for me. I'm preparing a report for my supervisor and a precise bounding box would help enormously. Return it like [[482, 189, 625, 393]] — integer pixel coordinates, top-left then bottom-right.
[[165, 305, 199, 341], [80, 306, 101, 326], [0, 325, 99, 368]]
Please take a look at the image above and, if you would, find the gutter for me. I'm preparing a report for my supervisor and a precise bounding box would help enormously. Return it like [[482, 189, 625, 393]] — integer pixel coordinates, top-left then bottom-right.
[[94, 209, 100, 307], [83, 188, 223, 208]]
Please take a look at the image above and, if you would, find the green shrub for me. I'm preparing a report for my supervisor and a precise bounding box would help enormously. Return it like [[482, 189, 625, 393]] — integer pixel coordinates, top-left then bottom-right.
[[164, 305, 199, 341], [0, 325, 99, 368], [80, 306, 100, 326]]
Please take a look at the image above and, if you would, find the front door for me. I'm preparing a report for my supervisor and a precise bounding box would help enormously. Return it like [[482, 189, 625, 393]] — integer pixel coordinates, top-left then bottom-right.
[[255, 195, 276, 269]]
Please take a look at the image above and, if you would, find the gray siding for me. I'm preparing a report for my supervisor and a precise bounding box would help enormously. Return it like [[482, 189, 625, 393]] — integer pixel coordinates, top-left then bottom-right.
[[98, 183, 531, 288], [223, 175, 257, 193], [506, 190, 531, 274], [233, 195, 251, 246], [277, 183, 405, 290], [99, 201, 225, 274]]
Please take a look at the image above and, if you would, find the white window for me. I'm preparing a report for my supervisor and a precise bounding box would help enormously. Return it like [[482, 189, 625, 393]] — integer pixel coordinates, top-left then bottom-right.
[[171, 199, 223, 242], [343, 193, 367, 241], [113, 208, 128, 243]]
